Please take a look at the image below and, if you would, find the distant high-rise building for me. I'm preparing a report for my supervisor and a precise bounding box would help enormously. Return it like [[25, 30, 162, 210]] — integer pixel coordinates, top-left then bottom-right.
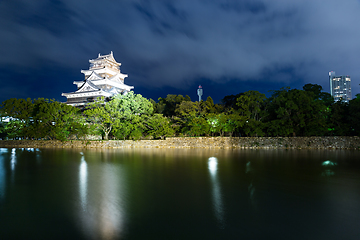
[[197, 85, 203, 102], [329, 71, 352, 102]]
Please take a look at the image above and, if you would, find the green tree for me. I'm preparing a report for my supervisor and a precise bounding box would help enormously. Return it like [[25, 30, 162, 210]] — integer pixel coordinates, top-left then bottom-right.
[[206, 113, 221, 136], [265, 87, 327, 137], [146, 114, 174, 139], [1, 98, 85, 140], [328, 100, 350, 136], [303, 83, 323, 98], [303, 83, 334, 107], [0, 98, 34, 138], [112, 91, 153, 139], [348, 95, 360, 135], [203, 96, 217, 114], [84, 97, 117, 140], [112, 91, 153, 118], [187, 117, 209, 136], [221, 93, 244, 111], [236, 91, 266, 136], [220, 112, 245, 137], [31, 99, 86, 140], [175, 101, 199, 119], [85, 92, 153, 140], [174, 101, 200, 135], [156, 94, 191, 116]]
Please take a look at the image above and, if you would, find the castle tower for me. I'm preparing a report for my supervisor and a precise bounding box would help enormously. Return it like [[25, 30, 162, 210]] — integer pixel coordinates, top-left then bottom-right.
[[62, 52, 134, 107]]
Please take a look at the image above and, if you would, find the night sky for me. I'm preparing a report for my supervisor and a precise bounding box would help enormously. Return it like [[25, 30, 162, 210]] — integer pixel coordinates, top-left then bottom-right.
[[1, 0, 359, 104]]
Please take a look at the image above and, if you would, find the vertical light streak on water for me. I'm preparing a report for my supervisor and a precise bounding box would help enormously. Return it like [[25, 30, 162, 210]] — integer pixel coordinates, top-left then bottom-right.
[[77, 152, 94, 239], [208, 157, 225, 229], [35, 149, 41, 164], [79, 152, 88, 210], [77, 152, 125, 240], [0, 149, 5, 201], [246, 161, 256, 208], [10, 148, 16, 172], [98, 164, 124, 239]]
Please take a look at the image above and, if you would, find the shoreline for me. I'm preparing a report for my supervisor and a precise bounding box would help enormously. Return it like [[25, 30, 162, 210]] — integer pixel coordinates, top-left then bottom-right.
[[0, 136, 360, 150]]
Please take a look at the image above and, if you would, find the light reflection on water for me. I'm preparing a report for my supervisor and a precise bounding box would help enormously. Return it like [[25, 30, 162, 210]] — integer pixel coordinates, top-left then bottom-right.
[[321, 160, 336, 177], [10, 148, 16, 171], [79, 152, 87, 209], [77, 151, 126, 240], [246, 161, 257, 208], [208, 157, 225, 229], [0, 148, 360, 239], [0, 152, 4, 201]]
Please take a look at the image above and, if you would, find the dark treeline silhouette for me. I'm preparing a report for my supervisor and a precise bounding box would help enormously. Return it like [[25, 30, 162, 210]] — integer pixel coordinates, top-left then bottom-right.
[[1, 84, 360, 140], [153, 83, 360, 137]]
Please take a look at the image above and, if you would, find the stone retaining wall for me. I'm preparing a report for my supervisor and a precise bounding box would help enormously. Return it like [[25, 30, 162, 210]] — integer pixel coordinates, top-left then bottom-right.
[[0, 137, 360, 149]]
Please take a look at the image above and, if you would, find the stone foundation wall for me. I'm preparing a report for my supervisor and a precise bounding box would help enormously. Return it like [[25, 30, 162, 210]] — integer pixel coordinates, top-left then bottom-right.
[[0, 137, 360, 149]]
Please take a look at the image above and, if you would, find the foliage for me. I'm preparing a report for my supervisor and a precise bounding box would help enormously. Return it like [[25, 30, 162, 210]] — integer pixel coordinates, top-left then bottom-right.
[[155, 94, 191, 116], [145, 114, 174, 139], [265, 87, 328, 136], [236, 91, 266, 136], [328, 101, 350, 136], [2, 83, 359, 140], [303, 83, 334, 107], [0, 98, 86, 140], [84, 97, 116, 140], [85, 91, 153, 140], [348, 96, 360, 135], [187, 117, 209, 136], [221, 93, 244, 111], [31, 98, 87, 140]]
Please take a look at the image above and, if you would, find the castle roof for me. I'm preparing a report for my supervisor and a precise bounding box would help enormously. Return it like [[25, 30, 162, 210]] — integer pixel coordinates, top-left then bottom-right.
[[62, 52, 134, 107]]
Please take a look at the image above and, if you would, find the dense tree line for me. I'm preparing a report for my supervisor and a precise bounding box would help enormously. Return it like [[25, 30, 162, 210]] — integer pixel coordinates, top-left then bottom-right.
[[0, 92, 173, 140], [152, 84, 360, 137], [1, 84, 360, 140]]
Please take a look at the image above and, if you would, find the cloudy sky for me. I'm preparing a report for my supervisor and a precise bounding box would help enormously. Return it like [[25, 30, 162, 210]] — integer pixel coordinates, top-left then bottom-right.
[[1, 0, 359, 103]]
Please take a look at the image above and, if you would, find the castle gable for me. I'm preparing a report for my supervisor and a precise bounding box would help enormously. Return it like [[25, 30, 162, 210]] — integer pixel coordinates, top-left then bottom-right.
[[76, 81, 100, 93], [86, 71, 103, 81]]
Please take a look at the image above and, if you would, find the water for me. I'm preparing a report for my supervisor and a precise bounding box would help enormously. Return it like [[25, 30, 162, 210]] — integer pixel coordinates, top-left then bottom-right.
[[0, 148, 360, 240]]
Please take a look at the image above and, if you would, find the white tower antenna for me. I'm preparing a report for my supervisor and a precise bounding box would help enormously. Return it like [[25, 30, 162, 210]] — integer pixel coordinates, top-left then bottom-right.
[[197, 85, 203, 102]]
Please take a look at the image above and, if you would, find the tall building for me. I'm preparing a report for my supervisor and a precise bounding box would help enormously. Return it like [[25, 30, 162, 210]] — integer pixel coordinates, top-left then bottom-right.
[[62, 52, 133, 107], [329, 71, 352, 102]]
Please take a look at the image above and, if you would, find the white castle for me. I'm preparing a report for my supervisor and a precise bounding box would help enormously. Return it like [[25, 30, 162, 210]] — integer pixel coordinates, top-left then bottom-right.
[[62, 52, 134, 107]]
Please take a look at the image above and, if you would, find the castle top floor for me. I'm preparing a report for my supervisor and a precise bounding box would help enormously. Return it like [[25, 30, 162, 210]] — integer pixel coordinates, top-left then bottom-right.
[[88, 51, 121, 73], [82, 51, 128, 80]]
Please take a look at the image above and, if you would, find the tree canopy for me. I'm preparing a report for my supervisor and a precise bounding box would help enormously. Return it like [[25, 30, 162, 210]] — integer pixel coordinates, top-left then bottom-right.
[[1, 83, 359, 140]]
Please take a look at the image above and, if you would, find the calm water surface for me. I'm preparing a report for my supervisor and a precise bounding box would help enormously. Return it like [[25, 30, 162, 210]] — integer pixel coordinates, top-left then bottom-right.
[[0, 148, 360, 240]]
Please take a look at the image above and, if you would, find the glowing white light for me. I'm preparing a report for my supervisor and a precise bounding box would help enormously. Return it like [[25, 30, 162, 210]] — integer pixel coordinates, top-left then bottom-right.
[[0, 148, 8, 153], [208, 157, 218, 176], [77, 153, 126, 239], [322, 160, 337, 166], [208, 157, 225, 228], [10, 148, 16, 171], [98, 165, 124, 238], [79, 154, 87, 209]]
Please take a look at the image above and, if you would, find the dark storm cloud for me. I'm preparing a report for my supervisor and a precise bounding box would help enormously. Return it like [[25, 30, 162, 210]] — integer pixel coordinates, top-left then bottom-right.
[[1, 0, 360, 101]]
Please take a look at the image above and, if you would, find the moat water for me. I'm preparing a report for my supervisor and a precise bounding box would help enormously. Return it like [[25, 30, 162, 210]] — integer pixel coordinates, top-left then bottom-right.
[[0, 148, 360, 240]]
